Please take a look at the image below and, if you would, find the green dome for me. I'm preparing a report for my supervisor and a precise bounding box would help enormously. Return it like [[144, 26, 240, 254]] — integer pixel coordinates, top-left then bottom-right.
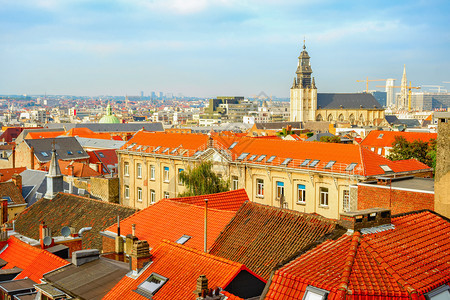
[[99, 102, 120, 124]]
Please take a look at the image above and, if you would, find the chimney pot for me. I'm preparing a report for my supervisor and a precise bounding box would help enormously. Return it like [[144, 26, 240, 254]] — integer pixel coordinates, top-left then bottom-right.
[[339, 208, 391, 231]]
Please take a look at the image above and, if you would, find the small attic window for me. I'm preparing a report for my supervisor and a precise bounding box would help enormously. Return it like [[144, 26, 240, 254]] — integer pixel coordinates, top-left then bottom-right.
[[302, 285, 329, 300], [377, 133, 384, 139], [345, 163, 357, 171], [67, 151, 73, 155], [175, 235, 191, 245], [300, 159, 311, 167], [281, 158, 292, 166], [153, 146, 161, 152], [135, 145, 142, 151], [380, 165, 393, 173], [309, 160, 320, 167], [425, 284, 450, 300], [170, 148, 178, 154], [77, 150, 83, 154], [248, 154, 257, 161], [135, 273, 168, 297], [162, 147, 170, 153], [324, 161, 336, 169], [266, 155, 276, 163], [127, 143, 136, 150], [41, 152, 49, 157], [237, 152, 249, 160], [98, 152, 105, 158], [228, 142, 238, 149], [256, 155, 266, 162]]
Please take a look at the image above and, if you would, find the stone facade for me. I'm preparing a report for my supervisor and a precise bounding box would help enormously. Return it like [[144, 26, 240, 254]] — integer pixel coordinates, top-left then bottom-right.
[[435, 121, 450, 218]]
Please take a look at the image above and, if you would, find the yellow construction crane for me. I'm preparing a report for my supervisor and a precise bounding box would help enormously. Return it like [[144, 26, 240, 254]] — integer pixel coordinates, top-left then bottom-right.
[[376, 81, 420, 110], [357, 77, 387, 93]]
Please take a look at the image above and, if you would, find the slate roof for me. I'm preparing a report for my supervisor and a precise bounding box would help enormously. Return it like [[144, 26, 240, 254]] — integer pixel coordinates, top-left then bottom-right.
[[0, 236, 69, 283], [168, 189, 249, 212], [305, 132, 334, 141], [361, 130, 437, 148], [208, 202, 343, 280], [0, 167, 26, 182], [317, 93, 382, 109], [0, 182, 26, 205], [104, 199, 236, 251], [263, 210, 450, 300], [13, 193, 137, 250], [254, 122, 303, 130], [76, 137, 126, 149], [46, 122, 164, 132], [43, 256, 129, 300], [24, 137, 89, 162], [103, 240, 265, 300]]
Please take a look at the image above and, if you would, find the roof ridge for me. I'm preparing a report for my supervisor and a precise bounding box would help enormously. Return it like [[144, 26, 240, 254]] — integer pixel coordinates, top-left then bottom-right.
[[358, 145, 368, 176], [360, 238, 417, 296], [335, 232, 361, 297]]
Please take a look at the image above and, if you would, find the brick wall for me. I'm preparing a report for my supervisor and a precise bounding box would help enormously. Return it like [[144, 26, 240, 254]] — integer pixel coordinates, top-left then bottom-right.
[[102, 235, 115, 253], [89, 177, 119, 203], [358, 185, 434, 215]]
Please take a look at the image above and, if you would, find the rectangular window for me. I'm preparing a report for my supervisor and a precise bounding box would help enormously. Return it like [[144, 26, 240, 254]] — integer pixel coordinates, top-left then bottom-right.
[[309, 160, 320, 167], [343, 190, 350, 212], [302, 286, 329, 300], [300, 159, 311, 167], [124, 185, 129, 199], [150, 165, 155, 180], [377, 148, 382, 155], [256, 155, 266, 162], [345, 163, 357, 171], [256, 179, 264, 197], [150, 189, 156, 204], [137, 273, 168, 295], [276, 181, 285, 199], [137, 187, 142, 202], [164, 191, 170, 199], [124, 162, 129, 176], [164, 166, 169, 182], [297, 184, 306, 204], [137, 163, 142, 178], [266, 155, 276, 163], [178, 168, 184, 185], [320, 187, 329, 206], [324, 161, 336, 169], [232, 176, 239, 190]]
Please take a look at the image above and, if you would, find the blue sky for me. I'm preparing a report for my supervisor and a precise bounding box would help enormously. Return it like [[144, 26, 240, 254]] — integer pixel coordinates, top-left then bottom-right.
[[1, 0, 449, 98]]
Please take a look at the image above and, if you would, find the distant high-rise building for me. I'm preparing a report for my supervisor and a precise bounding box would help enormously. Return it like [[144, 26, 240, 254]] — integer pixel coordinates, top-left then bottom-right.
[[159, 92, 163, 99], [151, 91, 156, 100], [385, 78, 396, 107], [140, 91, 144, 99]]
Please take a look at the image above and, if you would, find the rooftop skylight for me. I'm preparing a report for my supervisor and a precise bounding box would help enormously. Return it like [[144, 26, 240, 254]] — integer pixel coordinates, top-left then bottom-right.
[[162, 147, 170, 153], [256, 155, 266, 162], [136, 273, 168, 297], [175, 235, 191, 245], [41, 152, 49, 157], [380, 165, 393, 172], [237, 152, 250, 160], [153, 146, 161, 152], [98, 152, 105, 158], [324, 161, 336, 169], [67, 151, 73, 155], [127, 143, 136, 150], [309, 160, 320, 167], [266, 155, 276, 163], [300, 159, 311, 167], [248, 154, 257, 161], [345, 163, 358, 171], [281, 158, 292, 166], [228, 142, 238, 149]]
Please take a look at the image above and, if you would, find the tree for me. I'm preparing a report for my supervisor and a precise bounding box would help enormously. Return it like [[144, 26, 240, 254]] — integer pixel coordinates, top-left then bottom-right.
[[276, 127, 294, 137], [320, 136, 341, 143], [178, 161, 230, 197], [387, 136, 436, 168]]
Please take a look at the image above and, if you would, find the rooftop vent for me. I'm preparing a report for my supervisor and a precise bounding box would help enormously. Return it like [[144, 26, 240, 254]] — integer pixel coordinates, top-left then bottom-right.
[[339, 208, 391, 231]]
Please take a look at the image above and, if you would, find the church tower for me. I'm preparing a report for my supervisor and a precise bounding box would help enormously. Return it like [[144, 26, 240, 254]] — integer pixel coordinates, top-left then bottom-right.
[[399, 65, 408, 109], [290, 41, 317, 122], [44, 147, 63, 199]]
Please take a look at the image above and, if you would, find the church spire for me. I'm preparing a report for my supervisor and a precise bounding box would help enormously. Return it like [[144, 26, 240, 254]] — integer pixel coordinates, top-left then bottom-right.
[[295, 41, 313, 89], [44, 142, 63, 199], [400, 64, 408, 108]]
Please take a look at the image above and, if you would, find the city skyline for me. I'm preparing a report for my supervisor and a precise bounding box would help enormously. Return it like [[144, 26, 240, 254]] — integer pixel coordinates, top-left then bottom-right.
[[1, 0, 449, 97]]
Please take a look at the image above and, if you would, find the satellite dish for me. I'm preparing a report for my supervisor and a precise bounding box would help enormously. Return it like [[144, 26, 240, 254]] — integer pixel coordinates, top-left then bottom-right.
[[61, 226, 71, 237], [43, 236, 52, 246]]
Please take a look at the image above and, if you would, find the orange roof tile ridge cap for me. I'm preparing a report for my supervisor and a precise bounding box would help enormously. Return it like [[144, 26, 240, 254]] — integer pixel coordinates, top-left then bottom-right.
[[360, 238, 417, 296], [57, 192, 137, 209], [164, 199, 237, 214], [358, 145, 368, 177], [335, 231, 361, 297]]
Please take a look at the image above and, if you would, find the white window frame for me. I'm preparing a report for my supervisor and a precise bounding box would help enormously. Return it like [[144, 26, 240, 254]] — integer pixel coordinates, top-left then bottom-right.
[[137, 163, 142, 179], [124, 185, 129, 199], [178, 168, 184, 185], [164, 191, 170, 199], [377, 148, 382, 155], [297, 184, 306, 204], [164, 166, 169, 182], [276, 181, 285, 200], [343, 190, 350, 212], [150, 165, 155, 180], [232, 176, 239, 190], [137, 187, 142, 202], [320, 187, 329, 206], [150, 189, 156, 204], [425, 284, 450, 300], [124, 162, 129, 176], [302, 285, 329, 300], [256, 179, 264, 197]]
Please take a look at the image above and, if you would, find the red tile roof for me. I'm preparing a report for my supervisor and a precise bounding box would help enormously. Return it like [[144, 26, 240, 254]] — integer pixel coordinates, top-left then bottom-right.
[[0, 167, 26, 182], [87, 149, 118, 169], [121, 132, 431, 177], [361, 130, 437, 148], [25, 131, 65, 139], [103, 240, 265, 300], [40, 160, 101, 177], [63, 127, 119, 140], [104, 199, 236, 251], [209, 202, 342, 280], [263, 210, 450, 300], [0, 182, 26, 205], [0, 236, 69, 283], [168, 189, 249, 212]]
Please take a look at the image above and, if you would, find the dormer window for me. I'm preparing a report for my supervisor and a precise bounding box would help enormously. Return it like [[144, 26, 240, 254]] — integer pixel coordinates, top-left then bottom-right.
[[302, 286, 329, 300], [135, 273, 168, 297], [425, 284, 450, 300]]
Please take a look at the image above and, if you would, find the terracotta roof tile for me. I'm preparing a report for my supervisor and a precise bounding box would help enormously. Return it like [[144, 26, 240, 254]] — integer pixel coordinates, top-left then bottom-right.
[[87, 149, 118, 169], [105, 199, 236, 251], [209, 202, 341, 280], [14, 193, 137, 249], [168, 189, 249, 212], [40, 160, 101, 177], [0, 182, 26, 205], [0, 167, 27, 182], [361, 130, 437, 148], [263, 210, 450, 299], [0, 236, 69, 283], [103, 240, 264, 300], [25, 131, 65, 139]]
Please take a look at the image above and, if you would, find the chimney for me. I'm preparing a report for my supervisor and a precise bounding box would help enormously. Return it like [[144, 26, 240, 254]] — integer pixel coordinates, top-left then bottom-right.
[[339, 208, 391, 231], [130, 240, 151, 272], [72, 249, 100, 266], [115, 216, 123, 254], [96, 162, 103, 174], [69, 226, 78, 237], [0, 199, 8, 225], [0, 224, 7, 242], [39, 222, 54, 249], [30, 146, 35, 170], [125, 223, 138, 255], [194, 275, 209, 297], [11, 174, 22, 193], [12, 146, 15, 169]]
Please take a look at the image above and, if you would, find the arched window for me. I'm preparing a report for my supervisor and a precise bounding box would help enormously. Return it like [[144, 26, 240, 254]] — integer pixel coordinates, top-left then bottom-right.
[[327, 114, 333, 121], [349, 114, 355, 124], [316, 114, 323, 121], [338, 114, 344, 122]]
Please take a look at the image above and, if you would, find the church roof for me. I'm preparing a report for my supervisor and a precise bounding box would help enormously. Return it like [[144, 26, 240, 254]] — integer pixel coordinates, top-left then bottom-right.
[[317, 93, 382, 110]]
